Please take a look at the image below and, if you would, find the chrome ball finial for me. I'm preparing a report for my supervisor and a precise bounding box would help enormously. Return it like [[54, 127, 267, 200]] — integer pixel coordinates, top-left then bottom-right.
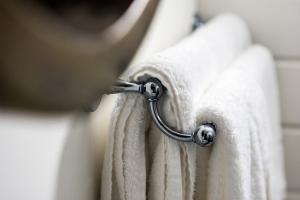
[[193, 124, 216, 146], [143, 78, 164, 101]]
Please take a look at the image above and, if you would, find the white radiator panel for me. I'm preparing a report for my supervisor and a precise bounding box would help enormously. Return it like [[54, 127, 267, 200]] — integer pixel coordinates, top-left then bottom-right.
[[286, 192, 300, 200], [283, 127, 300, 191], [278, 61, 300, 125]]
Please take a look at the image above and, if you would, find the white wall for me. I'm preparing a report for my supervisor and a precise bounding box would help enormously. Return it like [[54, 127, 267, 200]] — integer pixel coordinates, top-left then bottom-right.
[[0, 111, 97, 200]]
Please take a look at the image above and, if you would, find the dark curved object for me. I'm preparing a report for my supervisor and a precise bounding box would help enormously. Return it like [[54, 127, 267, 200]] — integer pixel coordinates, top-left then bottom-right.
[[0, 0, 159, 110], [111, 78, 217, 146]]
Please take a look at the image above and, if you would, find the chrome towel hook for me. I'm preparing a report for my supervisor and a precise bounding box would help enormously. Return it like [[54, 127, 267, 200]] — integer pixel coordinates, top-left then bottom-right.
[[110, 78, 216, 147]]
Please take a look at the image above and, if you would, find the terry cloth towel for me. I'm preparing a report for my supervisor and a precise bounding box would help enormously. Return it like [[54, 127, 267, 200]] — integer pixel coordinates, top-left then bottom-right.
[[101, 14, 251, 200], [196, 45, 286, 200]]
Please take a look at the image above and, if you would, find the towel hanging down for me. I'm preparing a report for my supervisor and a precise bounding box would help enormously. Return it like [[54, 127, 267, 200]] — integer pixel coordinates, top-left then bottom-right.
[[101, 14, 286, 200]]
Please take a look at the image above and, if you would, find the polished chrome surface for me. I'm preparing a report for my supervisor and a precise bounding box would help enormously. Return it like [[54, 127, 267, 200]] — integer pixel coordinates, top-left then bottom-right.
[[149, 101, 193, 142], [192, 123, 216, 146], [143, 78, 164, 101], [111, 79, 143, 94], [111, 78, 216, 146]]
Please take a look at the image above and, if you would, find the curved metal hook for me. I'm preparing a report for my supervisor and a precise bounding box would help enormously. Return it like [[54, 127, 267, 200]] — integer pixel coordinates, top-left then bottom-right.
[[110, 78, 216, 146], [148, 101, 193, 142]]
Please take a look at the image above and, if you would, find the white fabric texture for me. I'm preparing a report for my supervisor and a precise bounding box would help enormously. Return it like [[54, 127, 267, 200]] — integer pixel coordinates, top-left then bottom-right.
[[196, 45, 286, 200], [101, 14, 285, 200]]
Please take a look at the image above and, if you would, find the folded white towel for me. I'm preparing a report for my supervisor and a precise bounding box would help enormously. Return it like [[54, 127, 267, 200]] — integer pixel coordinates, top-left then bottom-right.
[[197, 45, 286, 200], [101, 14, 253, 200]]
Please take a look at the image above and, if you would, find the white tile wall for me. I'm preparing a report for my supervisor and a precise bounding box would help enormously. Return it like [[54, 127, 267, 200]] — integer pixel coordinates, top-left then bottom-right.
[[286, 192, 300, 200], [197, 0, 300, 58], [277, 61, 300, 125], [278, 61, 300, 200], [283, 128, 300, 191]]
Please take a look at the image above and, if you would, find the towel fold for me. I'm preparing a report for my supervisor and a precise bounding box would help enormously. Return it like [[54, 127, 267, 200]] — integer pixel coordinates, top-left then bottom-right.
[[196, 45, 286, 200], [101, 14, 285, 200]]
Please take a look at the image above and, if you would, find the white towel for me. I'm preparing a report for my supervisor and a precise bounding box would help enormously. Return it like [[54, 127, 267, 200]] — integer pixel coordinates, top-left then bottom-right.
[[101, 14, 251, 200], [196, 45, 286, 200]]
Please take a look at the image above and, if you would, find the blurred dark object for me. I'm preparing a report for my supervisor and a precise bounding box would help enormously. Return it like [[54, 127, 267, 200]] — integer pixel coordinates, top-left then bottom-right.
[[35, 0, 133, 31], [0, 0, 158, 110]]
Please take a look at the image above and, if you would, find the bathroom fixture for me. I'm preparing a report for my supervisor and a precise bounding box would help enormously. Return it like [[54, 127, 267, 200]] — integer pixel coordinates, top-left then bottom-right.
[[111, 78, 217, 146]]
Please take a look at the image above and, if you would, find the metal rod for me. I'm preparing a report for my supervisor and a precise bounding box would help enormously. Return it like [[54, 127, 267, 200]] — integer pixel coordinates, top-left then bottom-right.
[[148, 101, 193, 142], [110, 78, 216, 146]]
